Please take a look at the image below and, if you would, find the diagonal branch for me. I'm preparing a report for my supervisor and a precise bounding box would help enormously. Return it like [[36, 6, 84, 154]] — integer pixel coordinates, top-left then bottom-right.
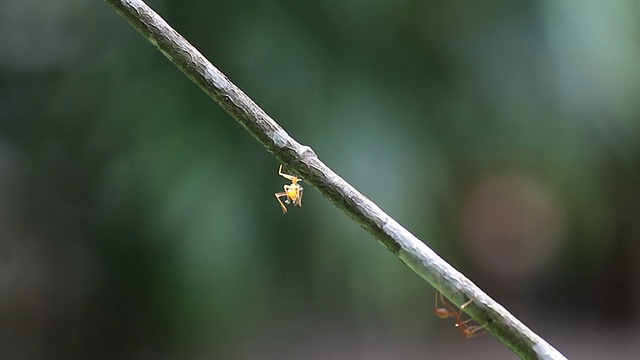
[[104, 1, 568, 359]]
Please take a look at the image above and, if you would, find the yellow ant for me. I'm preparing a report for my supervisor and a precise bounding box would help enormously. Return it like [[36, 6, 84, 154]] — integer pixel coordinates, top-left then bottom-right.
[[274, 164, 304, 214], [434, 288, 487, 338]]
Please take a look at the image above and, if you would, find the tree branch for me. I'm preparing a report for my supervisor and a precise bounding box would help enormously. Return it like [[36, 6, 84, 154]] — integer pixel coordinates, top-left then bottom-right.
[[104, 1, 568, 359]]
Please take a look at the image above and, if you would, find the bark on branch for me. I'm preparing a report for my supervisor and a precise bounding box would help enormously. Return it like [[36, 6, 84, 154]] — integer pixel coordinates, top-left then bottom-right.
[[104, 1, 567, 359]]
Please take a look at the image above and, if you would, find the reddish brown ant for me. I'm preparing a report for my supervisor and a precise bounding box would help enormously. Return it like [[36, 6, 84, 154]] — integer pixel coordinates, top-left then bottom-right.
[[434, 288, 486, 338]]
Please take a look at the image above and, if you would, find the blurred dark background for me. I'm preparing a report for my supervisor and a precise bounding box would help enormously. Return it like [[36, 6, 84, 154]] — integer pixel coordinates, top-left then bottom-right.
[[1, 0, 640, 359]]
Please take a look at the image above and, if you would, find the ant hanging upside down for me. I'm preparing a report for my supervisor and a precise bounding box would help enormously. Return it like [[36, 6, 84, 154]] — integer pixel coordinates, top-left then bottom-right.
[[434, 289, 487, 338], [274, 164, 304, 214]]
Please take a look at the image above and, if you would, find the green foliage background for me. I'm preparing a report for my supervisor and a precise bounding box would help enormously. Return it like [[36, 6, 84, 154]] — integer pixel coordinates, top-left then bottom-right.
[[1, 0, 639, 359]]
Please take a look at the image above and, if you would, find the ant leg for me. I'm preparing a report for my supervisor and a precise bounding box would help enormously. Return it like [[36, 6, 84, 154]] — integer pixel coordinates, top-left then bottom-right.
[[464, 324, 488, 338], [460, 297, 475, 310], [295, 187, 303, 206], [278, 164, 297, 181], [279, 164, 304, 182], [275, 192, 288, 213], [460, 317, 477, 325], [458, 298, 475, 317], [457, 296, 477, 319]]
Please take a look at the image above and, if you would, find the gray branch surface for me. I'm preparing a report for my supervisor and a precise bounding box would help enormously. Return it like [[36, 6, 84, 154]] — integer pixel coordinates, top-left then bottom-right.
[[104, 1, 568, 359]]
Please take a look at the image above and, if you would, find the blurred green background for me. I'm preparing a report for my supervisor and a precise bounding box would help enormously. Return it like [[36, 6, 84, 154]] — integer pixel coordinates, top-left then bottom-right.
[[1, 0, 640, 359]]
